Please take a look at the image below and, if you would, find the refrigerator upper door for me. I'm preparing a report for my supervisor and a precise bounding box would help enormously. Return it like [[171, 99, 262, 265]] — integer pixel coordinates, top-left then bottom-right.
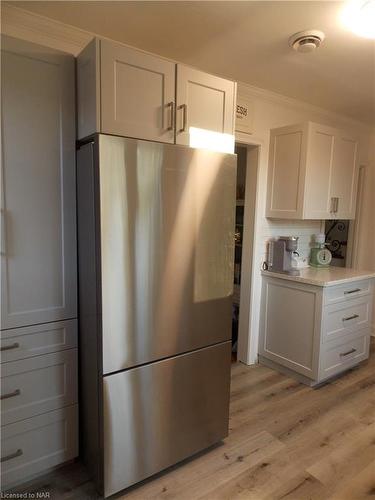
[[98, 135, 236, 374]]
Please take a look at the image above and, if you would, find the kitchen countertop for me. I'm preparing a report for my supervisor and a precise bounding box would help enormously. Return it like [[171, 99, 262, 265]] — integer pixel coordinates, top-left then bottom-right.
[[261, 266, 375, 287]]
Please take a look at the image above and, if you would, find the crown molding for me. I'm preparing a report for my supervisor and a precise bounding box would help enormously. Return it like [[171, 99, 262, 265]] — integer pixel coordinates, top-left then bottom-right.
[[237, 81, 374, 133], [0, 4, 92, 55]]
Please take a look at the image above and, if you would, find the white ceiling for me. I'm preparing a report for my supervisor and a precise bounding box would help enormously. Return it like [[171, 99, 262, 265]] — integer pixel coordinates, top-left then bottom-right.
[[10, 1, 375, 125]]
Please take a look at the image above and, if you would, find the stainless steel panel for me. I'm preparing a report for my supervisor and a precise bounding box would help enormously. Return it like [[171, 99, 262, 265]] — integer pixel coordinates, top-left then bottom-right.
[[99, 135, 236, 374], [103, 341, 231, 497]]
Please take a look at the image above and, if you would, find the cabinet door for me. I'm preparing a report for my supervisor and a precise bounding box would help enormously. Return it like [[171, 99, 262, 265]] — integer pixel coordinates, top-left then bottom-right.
[[330, 134, 359, 219], [259, 278, 321, 379], [1, 36, 77, 329], [266, 123, 308, 219], [100, 40, 175, 143], [176, 64, 236, 146], [304, 123, 335, 219]]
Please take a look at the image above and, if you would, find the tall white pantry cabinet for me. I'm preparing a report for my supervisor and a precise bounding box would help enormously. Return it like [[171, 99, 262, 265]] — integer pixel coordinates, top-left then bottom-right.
[[0, 36, 78, 488]]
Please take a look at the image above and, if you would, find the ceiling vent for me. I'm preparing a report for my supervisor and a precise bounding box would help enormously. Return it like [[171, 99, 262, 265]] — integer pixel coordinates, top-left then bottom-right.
[[289, 30, 325, 53]]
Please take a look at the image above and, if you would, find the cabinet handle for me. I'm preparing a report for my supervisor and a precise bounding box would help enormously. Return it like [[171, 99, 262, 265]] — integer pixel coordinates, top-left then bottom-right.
[[0, 389, 21, 400], [344, 288, 361, 295], [340, 348, 356, 357], [335, 197, 339, 213], [0, 208, 6, 257], [342, 314, 359, 322], [1, 449, 23, 463], [178, 104, 187, 133], [166, 101, 175, 131], [330, 197, 335, 213], [0, 342, 20, 352]]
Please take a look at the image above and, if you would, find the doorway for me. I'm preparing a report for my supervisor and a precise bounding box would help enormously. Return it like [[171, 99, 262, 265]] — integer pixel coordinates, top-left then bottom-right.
[[231, 143, 259, 362]]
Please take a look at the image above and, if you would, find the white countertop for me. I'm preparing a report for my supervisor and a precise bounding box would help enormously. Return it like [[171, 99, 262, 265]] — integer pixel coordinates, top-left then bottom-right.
[[262, 266, 375, 287]]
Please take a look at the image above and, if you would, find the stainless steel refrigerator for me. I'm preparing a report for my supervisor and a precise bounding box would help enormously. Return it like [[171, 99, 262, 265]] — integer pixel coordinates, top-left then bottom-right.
[[77, 134, 236, 497]]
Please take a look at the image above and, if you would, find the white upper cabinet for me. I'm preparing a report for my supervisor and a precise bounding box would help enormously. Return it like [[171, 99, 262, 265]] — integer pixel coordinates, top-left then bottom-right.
[[1, 36, 77, 329], [77, 38, 236, 145], [101, 40, 176, 143], [330, 133, 359, 219], [175, 65, 236, 146], [266, 122, 359, 220], [78, 38, 175, 143]]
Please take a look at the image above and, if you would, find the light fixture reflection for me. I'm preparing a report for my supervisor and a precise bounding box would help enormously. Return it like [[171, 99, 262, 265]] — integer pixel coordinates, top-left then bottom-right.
[[341, 0, 375, 39], [189, 127, 235, 154]]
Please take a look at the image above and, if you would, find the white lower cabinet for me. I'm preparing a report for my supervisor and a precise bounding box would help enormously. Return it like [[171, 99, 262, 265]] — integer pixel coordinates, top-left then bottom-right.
[[0, 320, 77, 364], [0, 322, 78, 488], [259, 275, 374, 386], [320, 334, 369, 380], [1, 405, 78, 489], [1, 349, 78, 426]]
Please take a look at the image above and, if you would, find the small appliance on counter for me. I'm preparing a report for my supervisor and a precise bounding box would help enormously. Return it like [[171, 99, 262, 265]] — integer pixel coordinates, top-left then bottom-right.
[[266, 236, 300, 276], [310, 233, 332, 268]]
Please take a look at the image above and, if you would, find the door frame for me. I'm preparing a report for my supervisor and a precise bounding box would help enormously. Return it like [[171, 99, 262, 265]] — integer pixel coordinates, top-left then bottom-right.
[[235, 132, 263, 365], [347, 164, 366, 268]]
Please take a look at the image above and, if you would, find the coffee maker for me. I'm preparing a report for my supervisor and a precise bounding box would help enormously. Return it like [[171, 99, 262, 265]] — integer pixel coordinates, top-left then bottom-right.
[[267, 236, 300, 276]]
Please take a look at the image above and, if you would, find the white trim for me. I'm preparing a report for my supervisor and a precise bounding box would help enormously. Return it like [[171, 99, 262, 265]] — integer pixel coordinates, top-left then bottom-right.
[[237, 82, 375, 133], [349, 165, 367, 269], [236, 143, 261, 365], [0, 4, 92, 55], [235, 133, 263, 365]]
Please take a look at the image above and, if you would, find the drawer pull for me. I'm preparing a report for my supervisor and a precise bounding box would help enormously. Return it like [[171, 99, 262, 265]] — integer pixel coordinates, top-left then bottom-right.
[[0, 342, 20, 352], [340, 348, 357, 357], [344, 288, 361, 295], [0, 449, 23, 463], [0, 389, 21, 400], [342, 314, 359, 322]]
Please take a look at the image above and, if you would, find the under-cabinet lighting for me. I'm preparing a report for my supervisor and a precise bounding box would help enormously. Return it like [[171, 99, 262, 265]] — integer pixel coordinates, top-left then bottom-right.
[[189, 127, 235, 154], [341, 0, 375, 39]]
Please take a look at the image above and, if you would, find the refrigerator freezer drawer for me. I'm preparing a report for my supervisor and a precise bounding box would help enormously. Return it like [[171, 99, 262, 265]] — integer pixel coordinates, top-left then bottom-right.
[[103, 341, 231, 497]]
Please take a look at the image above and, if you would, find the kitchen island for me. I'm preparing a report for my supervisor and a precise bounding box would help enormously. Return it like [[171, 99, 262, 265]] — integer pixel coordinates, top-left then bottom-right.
[[259, 266, 375, 386]]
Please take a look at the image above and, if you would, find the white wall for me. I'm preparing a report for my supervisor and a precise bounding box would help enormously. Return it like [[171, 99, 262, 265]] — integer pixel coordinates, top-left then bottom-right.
[[2, 4, 374, 360], [236, 83, 375, 363], [352, 132, 375, 332]]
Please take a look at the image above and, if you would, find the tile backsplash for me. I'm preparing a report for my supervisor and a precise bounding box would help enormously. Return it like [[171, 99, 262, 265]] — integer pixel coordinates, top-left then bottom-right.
[[257, 219, 323, 267]]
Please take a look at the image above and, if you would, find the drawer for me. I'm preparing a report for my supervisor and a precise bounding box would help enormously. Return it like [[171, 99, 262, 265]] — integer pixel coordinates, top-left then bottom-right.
[[323, 279, 374, 306], [0, 320, 77, 363], [322, 296, 372, 343], [103, 342, 231, 497], [320, 334, 369, 381], [1, 404, 78, 489], [1, 349, 78, 426]]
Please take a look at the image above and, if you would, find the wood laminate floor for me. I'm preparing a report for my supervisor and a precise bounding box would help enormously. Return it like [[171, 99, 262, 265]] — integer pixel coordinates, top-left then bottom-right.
[[8, 339, 375, 499]]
